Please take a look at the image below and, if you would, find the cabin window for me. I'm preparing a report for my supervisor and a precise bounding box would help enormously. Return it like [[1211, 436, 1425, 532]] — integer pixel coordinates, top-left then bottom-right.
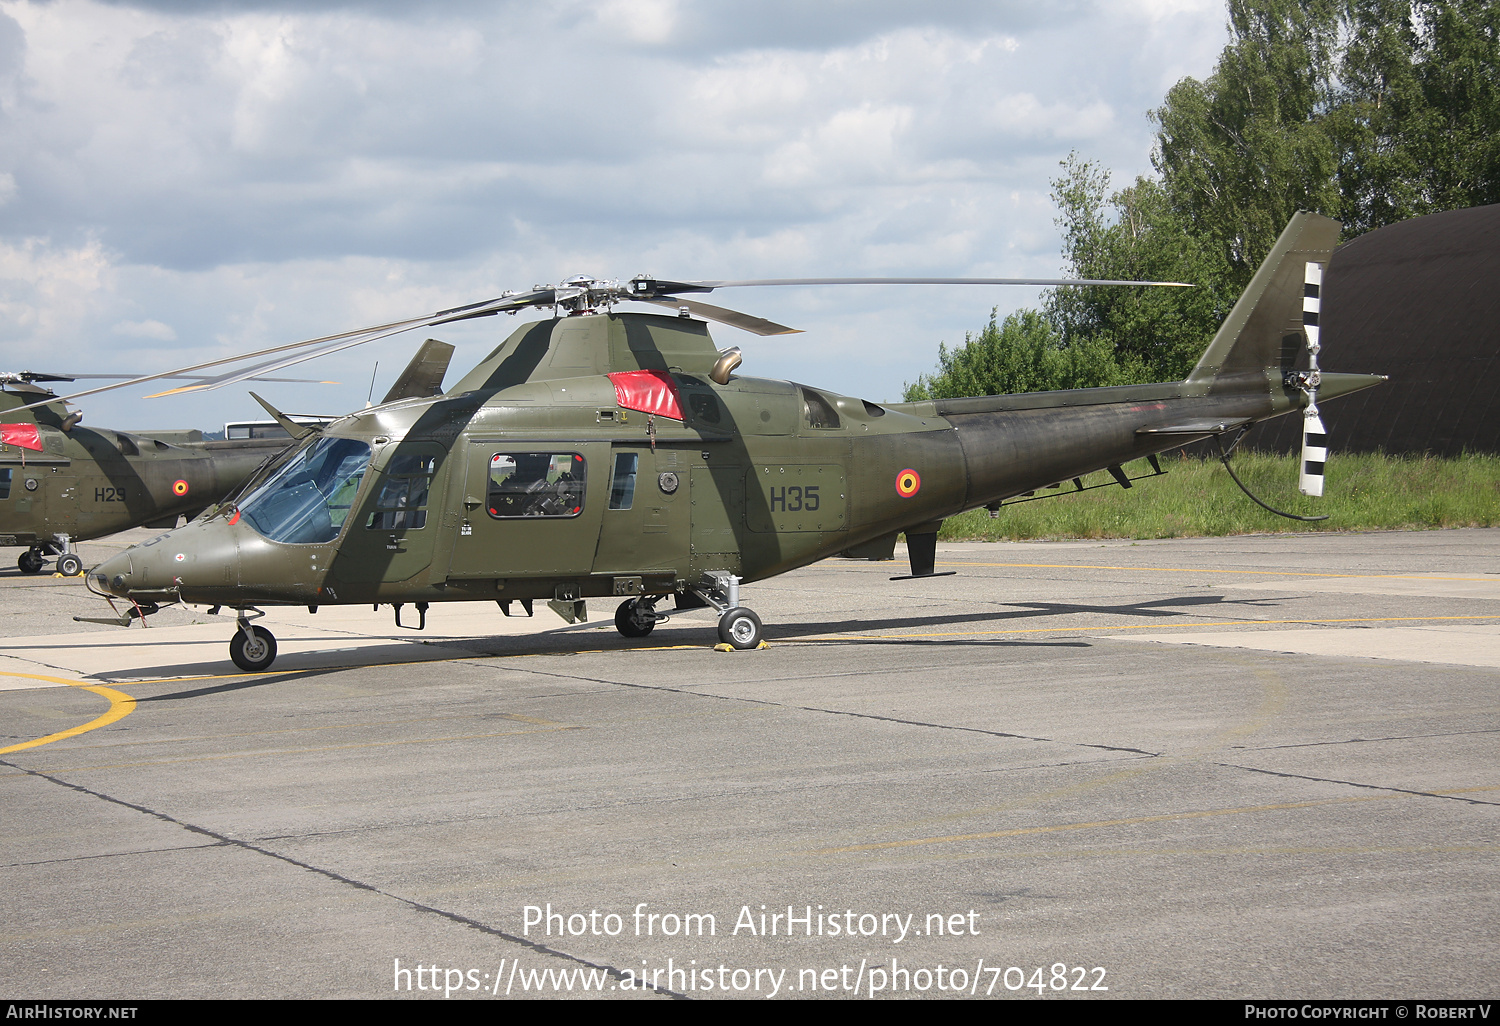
[[238, 437, 372, 545], [367, 453, 436, 530], [486, 453, 586, 519], [0, 468, 10, 500], [608, 452, 638, 510], [689, 393, 721, 425]]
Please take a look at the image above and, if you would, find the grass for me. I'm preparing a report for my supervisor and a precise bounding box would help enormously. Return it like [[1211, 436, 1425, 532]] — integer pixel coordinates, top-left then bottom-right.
[[937, 452, 1500, 541]]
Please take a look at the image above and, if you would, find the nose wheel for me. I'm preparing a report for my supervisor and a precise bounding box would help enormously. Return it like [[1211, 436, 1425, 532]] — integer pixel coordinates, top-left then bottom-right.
[[17, 549, 44, 575], [230, 623, 278, 672]]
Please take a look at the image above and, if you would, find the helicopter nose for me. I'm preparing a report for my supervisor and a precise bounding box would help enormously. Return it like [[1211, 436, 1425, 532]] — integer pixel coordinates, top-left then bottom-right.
[[92, 551, 134, 598]]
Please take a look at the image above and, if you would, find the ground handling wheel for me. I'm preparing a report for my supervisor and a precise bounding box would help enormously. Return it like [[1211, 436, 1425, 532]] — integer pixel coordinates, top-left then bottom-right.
[[230, 625, 277, 672], [716, 607, 763, 650], [18, 549, 44, 574], [614, 598, 656, 638], [56, 553, 83, 577]]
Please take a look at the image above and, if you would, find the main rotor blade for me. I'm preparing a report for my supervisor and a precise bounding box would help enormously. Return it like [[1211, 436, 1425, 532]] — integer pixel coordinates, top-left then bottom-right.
[[634, 297, 802, 336], [430, 288, 556, 324], [18, 292, 548, 410], [65, 373, 336, 384], [144, 324, 424, 397], [680, 276, 1195, 289]]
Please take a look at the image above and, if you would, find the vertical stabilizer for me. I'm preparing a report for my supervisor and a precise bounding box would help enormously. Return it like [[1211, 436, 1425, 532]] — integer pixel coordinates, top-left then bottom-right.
[[1187, 211, 1341, 391], [382, 338, 455, 404]]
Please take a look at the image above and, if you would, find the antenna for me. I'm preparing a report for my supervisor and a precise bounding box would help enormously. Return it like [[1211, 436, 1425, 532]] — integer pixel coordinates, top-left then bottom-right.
[[365, 361, 379, 409]]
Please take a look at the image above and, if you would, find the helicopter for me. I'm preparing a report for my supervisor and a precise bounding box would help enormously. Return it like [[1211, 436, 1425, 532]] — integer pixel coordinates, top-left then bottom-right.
[[0, 372, 332, 575], [77, 211, 1382, 670]]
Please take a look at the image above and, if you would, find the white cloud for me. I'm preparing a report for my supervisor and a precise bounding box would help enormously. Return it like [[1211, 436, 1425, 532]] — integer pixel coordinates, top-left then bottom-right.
[[111, 318, 177, 340], [0, 235, 113, 339], [0, 0, 1229, 425]]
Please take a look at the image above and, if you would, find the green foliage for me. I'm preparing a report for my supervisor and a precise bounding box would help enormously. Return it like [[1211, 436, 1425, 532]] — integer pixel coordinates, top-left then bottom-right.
[[1153, 0, 1344, 276], [903, 309, 1130, 401], [1333, 0, 1500, 234], [937, 452, 1500, 540], [1047, 157, 1239, 382]]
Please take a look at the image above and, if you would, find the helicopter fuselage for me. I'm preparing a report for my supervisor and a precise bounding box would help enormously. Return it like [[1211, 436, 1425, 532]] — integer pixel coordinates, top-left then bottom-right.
[[88, 309, 1376, 613], [81, 212, 1387, 663]]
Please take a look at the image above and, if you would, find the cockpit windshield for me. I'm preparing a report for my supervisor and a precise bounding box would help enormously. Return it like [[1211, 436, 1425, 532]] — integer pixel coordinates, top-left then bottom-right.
[[237, 436, 372, 544]]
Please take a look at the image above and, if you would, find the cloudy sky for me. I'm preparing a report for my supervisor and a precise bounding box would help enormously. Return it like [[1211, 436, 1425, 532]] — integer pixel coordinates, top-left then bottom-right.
[[0, 0, 1229, 430]]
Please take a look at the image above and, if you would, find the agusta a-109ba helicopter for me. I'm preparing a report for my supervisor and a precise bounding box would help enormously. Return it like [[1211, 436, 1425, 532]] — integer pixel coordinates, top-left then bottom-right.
[[80, 212, 1381, 670], [0, 372, 326, 576]]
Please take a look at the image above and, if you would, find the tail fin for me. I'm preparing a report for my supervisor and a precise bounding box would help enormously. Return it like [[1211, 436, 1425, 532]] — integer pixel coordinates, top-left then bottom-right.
[[382, 338, 455, 404], [1187, 211, 1341, 391]]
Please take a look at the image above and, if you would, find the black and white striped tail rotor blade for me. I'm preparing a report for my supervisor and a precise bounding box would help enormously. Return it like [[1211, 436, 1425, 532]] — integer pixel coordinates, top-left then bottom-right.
[[1300, 408, 1327, 497], [1299, 261, 1326, 497]]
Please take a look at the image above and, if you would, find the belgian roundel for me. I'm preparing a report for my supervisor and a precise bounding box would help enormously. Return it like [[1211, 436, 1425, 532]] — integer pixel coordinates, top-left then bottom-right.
[[895, 468, 921, 498], [172, 479, 190, 496]]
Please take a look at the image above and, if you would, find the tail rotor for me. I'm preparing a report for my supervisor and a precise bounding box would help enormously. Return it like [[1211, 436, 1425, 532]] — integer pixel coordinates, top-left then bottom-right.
[[1297, 261, 1326, 498]]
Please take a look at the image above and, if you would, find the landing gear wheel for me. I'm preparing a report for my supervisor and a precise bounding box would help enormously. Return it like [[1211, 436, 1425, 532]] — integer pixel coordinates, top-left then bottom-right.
[[717, 607, 763, 650], [230, 625, 277, 672], [56, 554, 83, 577], [615, 598, 656, 638], [17, 550, 44, 575]]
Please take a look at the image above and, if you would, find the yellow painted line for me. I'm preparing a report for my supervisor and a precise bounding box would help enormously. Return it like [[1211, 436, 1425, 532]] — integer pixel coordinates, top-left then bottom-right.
[[797, 613, 1500, 642], [805, 794, 1389, 855], [934, 561, 1494, 582], [0, 673, 136, 755]]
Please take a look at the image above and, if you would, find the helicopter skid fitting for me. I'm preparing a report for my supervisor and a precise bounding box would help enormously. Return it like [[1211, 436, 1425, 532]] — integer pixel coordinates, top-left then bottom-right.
[[392, 602, 429, 630]]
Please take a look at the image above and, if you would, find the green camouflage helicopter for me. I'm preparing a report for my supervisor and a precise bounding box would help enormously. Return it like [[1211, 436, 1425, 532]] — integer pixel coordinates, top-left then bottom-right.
[[0, 373, 316, 576], [80, 212, 1381, 670]]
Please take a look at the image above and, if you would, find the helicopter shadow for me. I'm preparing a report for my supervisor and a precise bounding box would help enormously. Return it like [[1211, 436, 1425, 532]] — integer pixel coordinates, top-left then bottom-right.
[[762, 592, 1284, 644], [134, 665, 349, 702]]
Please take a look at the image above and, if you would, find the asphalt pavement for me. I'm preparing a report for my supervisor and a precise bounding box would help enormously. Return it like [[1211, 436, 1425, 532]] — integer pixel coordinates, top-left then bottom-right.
[[1, 529, 1496, 1000]]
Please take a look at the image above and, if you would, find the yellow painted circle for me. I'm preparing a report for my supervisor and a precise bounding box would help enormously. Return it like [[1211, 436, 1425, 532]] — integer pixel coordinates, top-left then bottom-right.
[[173, 479, 190, 496], [896, 468, 921, 498], [0, 673, 136, 755]]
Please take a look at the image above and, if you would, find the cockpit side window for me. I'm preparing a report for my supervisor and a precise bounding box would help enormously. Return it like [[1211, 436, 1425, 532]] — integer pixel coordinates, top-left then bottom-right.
[[238, 437, 372, 544], [367, 452, 436, 531]]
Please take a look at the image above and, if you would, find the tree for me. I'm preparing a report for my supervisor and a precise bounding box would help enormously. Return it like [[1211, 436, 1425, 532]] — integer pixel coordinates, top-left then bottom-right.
[[1152, 0, 1343, 279], [1334, 0, 1500, 234], [902, 309, 1126, 401], [1046, 155, 1237, 382]]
